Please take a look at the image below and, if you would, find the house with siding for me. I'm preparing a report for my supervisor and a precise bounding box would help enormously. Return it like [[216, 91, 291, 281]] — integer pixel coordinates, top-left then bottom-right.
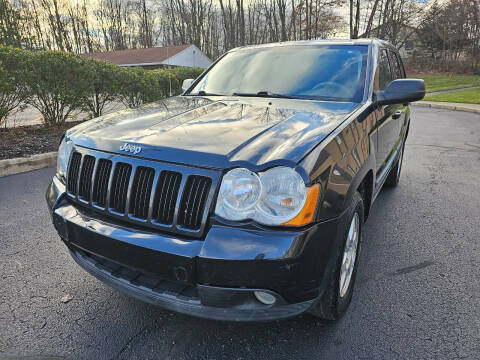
[[82, 44, 212, 69]]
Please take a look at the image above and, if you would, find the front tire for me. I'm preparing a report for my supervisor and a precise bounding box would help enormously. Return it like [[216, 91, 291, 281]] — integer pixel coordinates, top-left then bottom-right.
[[309, 191, 364, 320]]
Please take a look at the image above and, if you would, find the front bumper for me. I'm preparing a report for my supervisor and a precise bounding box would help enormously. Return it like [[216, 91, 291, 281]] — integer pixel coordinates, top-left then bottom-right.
[[47, 177, 347, 321], [68, 245, 314, 321]]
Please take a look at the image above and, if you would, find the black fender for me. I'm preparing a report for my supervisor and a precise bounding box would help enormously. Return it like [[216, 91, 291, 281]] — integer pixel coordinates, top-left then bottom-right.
[[342, 151, 376, 219], [299, 107, 378, 222]]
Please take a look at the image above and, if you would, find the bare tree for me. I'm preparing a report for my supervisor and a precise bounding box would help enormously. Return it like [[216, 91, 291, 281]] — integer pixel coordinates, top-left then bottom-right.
[[96, 0, 139, 51], [135, 0, 154, 48], [0, 0, 24, 47], [5, 0, 344, 59], [416, 0, 480, 71]]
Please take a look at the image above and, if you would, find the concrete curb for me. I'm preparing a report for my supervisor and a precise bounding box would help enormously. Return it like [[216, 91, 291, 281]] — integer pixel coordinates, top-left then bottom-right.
[[413, 102, 480, 115], [0, 152, 57, 178]]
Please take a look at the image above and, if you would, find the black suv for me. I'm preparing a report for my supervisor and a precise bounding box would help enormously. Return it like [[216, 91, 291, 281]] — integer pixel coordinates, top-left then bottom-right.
[[47, 39, 425, 321]]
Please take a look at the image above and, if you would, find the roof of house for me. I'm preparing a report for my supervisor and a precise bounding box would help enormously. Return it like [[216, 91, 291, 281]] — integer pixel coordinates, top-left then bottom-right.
[[82, 45, 191, 66]]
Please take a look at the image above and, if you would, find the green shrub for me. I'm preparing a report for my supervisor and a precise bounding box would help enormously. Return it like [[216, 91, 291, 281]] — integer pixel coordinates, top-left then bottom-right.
[[0, 46, 30, 127], [117, 67, 179, 108], [27, 50, 91, 125], [150, 69, 179, 99], [82, 59, 121, 118], [170, 66, 204, 93], [0, 47, 206, 127], [0, 65, 8, 123], [117, 67, 147, 109]]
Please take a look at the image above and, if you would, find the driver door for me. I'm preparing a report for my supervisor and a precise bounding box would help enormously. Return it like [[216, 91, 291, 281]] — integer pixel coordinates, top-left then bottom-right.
[[375, 49, 404, 178]]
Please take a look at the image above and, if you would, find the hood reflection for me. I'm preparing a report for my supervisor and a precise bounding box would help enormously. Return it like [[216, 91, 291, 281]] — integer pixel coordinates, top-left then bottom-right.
[[68, 96, 359, 169]]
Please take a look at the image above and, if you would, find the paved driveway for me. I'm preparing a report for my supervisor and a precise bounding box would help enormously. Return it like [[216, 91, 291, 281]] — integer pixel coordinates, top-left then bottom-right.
[[3, 102, 126, 128], [1, 107, 479, 359]]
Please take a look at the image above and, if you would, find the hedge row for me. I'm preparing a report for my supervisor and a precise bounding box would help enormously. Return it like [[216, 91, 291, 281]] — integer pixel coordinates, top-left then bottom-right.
[[0, 46, 204, 126]]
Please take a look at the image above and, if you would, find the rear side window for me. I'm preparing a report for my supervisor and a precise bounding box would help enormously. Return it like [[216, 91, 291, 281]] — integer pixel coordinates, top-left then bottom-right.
[[389, 51, 405, 79], [378, 49, 392, 90]]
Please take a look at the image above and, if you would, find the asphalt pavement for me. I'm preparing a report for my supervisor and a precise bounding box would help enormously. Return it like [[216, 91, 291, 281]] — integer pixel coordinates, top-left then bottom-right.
[[1, 107, 479, 359]]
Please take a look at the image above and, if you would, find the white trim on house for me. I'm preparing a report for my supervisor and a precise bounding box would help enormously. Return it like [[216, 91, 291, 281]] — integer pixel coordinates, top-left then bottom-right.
[[117, 45, 213, 68], [160, 45, 213, 68]]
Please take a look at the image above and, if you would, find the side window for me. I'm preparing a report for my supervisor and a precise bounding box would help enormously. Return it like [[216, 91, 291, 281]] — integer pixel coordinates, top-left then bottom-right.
[[378, 49, 392, 90], [389, 51, 405, 79]]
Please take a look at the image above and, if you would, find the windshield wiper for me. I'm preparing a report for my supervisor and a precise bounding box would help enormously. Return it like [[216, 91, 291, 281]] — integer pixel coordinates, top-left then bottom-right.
[[232, 91, 298, 99], [189, 90, 224, 96]]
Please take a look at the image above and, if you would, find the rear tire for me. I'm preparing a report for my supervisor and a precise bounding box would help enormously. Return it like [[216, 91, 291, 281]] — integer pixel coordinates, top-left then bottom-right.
[[309, 191, 364, 320], [385, 143, 404, 187]]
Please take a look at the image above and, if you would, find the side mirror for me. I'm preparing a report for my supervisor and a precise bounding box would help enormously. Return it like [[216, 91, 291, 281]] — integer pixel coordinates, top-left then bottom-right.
[[182, 79, 194, 92], [376, 79, 425, 106]]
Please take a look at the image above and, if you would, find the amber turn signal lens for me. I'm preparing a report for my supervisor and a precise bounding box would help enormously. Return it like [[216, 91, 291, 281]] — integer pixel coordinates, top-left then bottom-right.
[[281, 184, 320, 226]]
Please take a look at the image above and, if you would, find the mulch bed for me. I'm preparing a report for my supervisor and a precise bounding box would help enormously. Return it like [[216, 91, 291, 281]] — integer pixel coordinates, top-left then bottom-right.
[[0, 121, 84, 160]]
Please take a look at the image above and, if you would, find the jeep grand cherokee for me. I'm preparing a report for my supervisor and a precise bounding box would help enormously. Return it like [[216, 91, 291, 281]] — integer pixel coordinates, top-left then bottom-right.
[[46, 39, 425, 321]]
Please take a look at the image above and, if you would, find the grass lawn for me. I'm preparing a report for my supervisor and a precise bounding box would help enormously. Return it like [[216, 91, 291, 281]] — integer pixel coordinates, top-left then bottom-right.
[[423, 88, 480, 104], [416, 74, 480, 93]]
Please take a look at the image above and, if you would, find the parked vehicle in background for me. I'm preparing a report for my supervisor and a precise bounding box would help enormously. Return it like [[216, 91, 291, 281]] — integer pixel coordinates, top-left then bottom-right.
[[47, 39, 425, 321]]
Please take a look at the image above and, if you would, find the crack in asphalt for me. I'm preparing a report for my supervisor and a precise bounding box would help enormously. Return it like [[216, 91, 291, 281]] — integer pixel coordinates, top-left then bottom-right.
[[388, 260, 436, 276], [113, 323, 153, 360]]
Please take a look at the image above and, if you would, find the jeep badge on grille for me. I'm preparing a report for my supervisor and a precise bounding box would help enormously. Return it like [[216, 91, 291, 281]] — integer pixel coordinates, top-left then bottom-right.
[[120, 143, 142, 155]]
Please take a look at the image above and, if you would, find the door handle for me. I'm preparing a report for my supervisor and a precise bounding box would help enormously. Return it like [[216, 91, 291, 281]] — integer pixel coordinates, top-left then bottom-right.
[[392, 110, 403, 119]]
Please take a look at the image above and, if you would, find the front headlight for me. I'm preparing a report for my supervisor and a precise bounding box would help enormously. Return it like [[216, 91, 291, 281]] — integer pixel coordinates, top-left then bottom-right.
[[56, 136, 73, 182], [215, 166, 319, 226]]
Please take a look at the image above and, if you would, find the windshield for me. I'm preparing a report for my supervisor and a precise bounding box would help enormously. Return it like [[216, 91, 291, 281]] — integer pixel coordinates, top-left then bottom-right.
[[188, 45, 368, 102]]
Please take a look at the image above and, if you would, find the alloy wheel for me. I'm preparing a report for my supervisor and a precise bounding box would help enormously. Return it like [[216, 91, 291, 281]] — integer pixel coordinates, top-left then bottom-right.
[[339, 212, 360, 298]]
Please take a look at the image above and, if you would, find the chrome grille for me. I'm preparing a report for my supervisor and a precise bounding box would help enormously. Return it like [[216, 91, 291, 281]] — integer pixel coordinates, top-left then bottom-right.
[[178, 175, 212, 230], [78, 155, 95, 201], [67, 152, 82, 194], [110, 162, 132, 213], [66, 149, 218, 237], [129, 166, 155, 220], [152, 171, 182, 225], [92, 159, 112, 207]]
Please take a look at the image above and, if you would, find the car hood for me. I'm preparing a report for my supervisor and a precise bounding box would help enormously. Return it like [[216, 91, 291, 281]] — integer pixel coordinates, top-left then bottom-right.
[[68, 96, 358, 170]]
